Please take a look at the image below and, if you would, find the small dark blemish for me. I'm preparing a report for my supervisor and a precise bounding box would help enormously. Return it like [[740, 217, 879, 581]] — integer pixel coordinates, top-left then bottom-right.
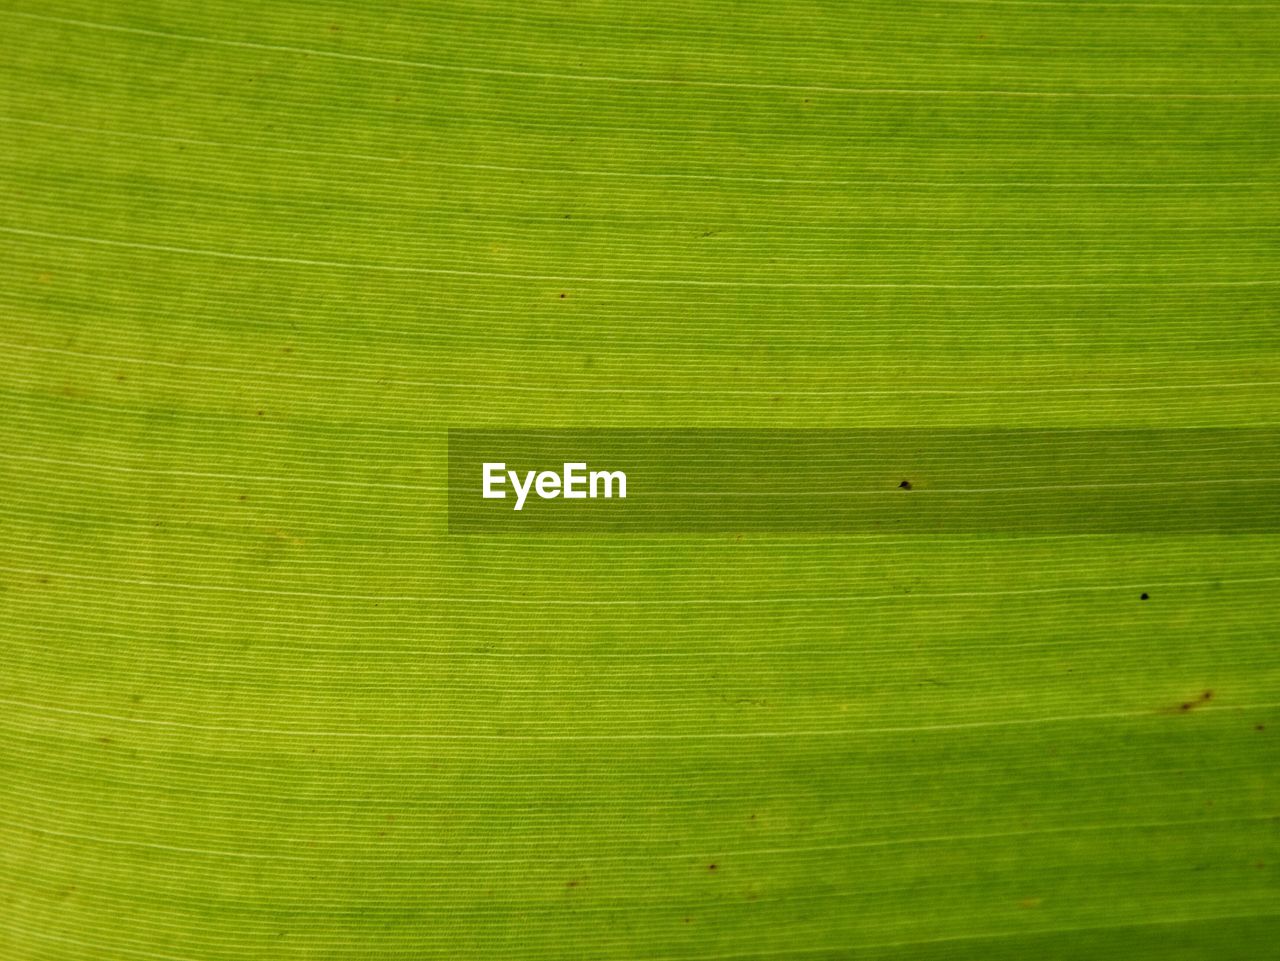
[[1256, 724, 1266, 732], [1140, 593, 1149, 600], [565, 880, 579, 888], [559, 292, 567, 299], [898, 480, 912, 490], [708, 863, 717, 872], [1178, 691, 1214, 713], [239, 494, 248, 502], [256, 410, 265, 417]]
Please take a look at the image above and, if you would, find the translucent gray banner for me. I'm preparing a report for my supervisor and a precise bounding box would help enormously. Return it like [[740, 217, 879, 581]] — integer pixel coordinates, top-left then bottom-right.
[[448, 429, 1280, 533]]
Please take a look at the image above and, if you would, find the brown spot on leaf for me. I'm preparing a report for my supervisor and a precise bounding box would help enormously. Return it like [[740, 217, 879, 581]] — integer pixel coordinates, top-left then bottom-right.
[[1169, 690, 1214, 714], [898, 480, 912, 490]]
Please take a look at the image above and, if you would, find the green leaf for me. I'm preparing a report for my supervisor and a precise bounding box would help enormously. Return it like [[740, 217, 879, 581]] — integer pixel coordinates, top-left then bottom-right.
[[2, 2, 1277, 959]]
